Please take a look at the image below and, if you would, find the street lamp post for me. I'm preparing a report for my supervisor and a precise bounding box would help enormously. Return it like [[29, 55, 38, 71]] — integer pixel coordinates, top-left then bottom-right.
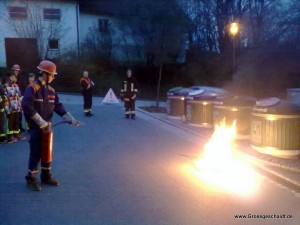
[[229, 22, 239, 73]]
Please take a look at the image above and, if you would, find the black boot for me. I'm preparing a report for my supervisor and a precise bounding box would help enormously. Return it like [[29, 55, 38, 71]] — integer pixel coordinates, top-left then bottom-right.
[[0, 136, 7, 144], [41, 170, 59, 186], [131, 114, 135, 120], [25, 176, 42, 191]]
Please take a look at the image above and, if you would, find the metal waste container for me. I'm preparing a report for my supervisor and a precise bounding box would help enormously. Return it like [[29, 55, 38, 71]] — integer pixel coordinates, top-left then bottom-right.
[[167, 87, 199, 119], [213, 95, 256, 139], [251, 98, 300, 158], [186, 89, 226, 127]]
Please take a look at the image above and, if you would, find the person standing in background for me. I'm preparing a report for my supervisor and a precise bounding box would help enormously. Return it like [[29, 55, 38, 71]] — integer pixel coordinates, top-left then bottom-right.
[[80, 71, 95, 117], [28, 73, 36, 84], [120, 69, 138, 119], [3, 73, 25, 143]]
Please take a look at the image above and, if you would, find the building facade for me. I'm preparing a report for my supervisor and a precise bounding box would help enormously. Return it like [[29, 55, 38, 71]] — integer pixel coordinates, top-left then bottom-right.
[[0, 0, 187, 71], [0, 0, 81, 69]]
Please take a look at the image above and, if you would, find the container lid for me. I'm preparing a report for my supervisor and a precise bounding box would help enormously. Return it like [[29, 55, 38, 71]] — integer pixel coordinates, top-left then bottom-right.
[[256, 97, 280, 107], [168, 86, 182, 93], [171, 87, 198, 96], [187, 91, 219, 100], [213, 95, 256, 106], [188, 89, 205, 96], [189, 86, 228, 95], [253, 99, 300, 114]]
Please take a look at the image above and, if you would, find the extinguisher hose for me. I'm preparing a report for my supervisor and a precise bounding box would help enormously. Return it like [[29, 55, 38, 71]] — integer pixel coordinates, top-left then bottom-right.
[[52, 121, 84, 128], [52, 121, 71, 128]]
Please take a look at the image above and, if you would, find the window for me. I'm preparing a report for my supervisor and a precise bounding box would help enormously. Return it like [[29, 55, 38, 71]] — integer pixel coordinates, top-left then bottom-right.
[[49, 39, 59, 50], [44, 8, 61, 20], [9, 6, 27, 19], [47, 39, 59, 59], [99, 19, 109, 33]]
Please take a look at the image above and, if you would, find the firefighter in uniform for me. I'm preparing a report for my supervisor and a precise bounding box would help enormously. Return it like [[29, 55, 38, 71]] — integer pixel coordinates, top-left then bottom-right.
[[22, 60, 79, 191], [120, 69, 138, 119], [80, 71, 94, 117]]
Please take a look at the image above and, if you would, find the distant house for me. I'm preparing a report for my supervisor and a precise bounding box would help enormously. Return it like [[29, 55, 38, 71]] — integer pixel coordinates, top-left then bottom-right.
[[0, 0, 187, 71], [0, 0, 80, 70], [79, 0, 140, 63], [0, 0, 141, 70]]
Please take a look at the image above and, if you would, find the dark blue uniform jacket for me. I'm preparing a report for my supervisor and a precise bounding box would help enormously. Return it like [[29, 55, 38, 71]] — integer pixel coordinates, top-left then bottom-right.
[[22, 79, 66, 130]]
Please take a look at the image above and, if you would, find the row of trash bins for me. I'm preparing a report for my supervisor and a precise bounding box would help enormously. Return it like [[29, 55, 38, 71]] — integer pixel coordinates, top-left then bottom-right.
[[167, 86, 300, 159]]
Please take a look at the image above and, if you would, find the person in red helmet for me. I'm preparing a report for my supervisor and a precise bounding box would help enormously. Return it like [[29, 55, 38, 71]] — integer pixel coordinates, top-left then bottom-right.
[[22, 60, 80, 191]]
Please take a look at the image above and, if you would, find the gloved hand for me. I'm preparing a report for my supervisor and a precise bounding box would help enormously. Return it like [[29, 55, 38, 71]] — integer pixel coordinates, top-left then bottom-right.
[[41, 122, 51, 132], [31, 113, 49, 129], [62, 112, 80, 126]]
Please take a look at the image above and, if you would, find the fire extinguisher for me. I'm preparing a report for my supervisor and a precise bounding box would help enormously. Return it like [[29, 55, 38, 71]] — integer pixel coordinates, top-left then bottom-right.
[[41, 128, 53, 164], [40, 121, 83, 164]]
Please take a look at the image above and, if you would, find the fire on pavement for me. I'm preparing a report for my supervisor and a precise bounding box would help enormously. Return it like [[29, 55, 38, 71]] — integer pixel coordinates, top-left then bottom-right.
[[187, 119, 261, 196]]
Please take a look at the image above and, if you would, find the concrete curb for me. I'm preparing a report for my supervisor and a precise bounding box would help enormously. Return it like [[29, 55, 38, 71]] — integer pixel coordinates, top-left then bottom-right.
[[236, 150, 300, 188], [136, 107, 210, 138]]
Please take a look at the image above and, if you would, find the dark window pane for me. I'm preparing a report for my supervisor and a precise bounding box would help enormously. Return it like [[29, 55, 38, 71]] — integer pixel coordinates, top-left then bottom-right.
[[43, 8, 61, 20], [99, 19, 109, 32], [49, 39, 59, 49], [9, 6, 28, 19]]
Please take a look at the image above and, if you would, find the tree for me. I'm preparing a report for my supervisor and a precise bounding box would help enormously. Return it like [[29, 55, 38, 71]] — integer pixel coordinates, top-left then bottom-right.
[[116, 0, 190, 107], [177, 0, 249, 53], [82, 22, 113, 63]]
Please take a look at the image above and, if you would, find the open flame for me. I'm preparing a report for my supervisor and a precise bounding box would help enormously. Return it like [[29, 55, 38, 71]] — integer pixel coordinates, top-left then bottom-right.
[[193, 119, 259, 195]]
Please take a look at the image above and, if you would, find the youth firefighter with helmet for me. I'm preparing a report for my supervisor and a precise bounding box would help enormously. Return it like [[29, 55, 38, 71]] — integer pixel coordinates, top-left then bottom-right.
[[22, 60, 80, 191], [120, 68, 138, 119], [80, 71, 95, 117]]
